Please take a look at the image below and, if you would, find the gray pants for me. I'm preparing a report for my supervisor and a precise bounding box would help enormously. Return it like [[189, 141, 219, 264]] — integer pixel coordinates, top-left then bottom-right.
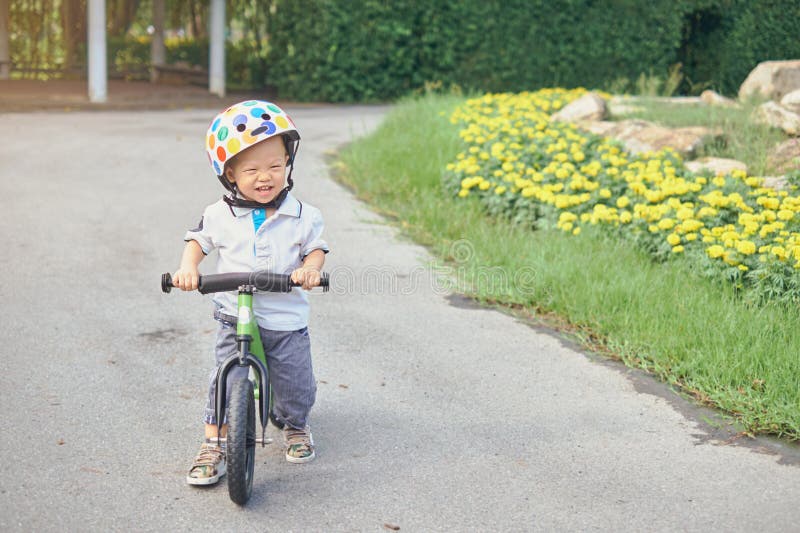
[[204, 322, 316, 430]]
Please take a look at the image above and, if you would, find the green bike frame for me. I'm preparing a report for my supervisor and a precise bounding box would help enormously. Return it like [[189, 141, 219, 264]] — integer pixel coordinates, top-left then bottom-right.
[[213, 285, 271, 445]]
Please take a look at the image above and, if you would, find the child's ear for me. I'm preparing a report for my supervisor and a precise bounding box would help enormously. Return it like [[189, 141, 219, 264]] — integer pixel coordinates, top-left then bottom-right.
[[224, 166, 236, 183]]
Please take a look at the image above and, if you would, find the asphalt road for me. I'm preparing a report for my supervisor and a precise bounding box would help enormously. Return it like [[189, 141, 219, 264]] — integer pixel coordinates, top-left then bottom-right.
[[1, 105, 799, 532]]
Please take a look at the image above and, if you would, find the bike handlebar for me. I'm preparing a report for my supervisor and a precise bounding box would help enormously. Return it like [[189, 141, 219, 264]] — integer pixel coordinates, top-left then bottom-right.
[[161, 271, 329, 295]]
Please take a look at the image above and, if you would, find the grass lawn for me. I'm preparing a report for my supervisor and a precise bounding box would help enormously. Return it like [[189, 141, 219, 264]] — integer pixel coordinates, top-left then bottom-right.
[[335, 93, 800, 441]]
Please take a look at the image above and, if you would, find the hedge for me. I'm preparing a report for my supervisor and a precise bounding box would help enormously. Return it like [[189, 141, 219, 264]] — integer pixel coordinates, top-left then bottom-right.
[[265, 0, 800, 102]]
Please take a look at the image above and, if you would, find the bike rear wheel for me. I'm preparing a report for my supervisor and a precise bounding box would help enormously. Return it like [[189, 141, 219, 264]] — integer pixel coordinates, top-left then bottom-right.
[[227, 377, 256, 505]]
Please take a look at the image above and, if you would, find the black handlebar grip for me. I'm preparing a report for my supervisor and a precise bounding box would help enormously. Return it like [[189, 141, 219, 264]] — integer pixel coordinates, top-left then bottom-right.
[[252, 272, 293, 293], [161, 273, 173, 293], [198, 272, 254, 294], [320, 272, 330, 292]]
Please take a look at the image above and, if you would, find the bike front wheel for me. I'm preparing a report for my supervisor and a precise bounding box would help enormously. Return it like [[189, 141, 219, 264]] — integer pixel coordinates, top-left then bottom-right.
[[227, 377, 256, 505]]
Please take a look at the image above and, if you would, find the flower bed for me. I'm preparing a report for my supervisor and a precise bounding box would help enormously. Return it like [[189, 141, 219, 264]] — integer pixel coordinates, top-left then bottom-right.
[[445, 89, 800, 303]]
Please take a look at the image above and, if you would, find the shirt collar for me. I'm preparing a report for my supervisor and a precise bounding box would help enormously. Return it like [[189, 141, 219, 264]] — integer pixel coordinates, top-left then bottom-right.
[[228, 192, 301, 218]]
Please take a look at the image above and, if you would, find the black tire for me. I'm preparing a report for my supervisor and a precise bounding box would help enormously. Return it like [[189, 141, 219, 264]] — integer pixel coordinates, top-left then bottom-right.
[[227, 378, 255, 505]]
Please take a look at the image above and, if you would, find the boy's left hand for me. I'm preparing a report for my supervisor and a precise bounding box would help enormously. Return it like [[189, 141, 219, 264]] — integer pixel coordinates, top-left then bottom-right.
[[291, 266, 321, 290]]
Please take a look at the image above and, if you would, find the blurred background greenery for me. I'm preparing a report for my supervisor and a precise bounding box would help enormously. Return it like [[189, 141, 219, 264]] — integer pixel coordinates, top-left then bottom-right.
[[7, 0, 800, 100]]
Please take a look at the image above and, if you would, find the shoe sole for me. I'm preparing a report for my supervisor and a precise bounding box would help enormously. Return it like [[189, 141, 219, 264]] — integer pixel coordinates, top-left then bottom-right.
[[286, 451, 315, 464], [186, 462, 226, 485]]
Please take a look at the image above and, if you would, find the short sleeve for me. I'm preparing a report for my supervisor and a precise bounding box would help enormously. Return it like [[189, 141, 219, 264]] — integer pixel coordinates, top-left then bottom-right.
[[301, 208, 330, 257], [184, 207, 215, 254]]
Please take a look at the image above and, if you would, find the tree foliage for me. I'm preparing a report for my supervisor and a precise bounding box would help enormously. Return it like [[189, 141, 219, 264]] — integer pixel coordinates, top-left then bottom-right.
[[6, 0, 800, 97]]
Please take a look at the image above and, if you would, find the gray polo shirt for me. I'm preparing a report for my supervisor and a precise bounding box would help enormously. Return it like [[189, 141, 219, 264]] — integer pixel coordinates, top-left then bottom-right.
[[185, 192, 329, 331]]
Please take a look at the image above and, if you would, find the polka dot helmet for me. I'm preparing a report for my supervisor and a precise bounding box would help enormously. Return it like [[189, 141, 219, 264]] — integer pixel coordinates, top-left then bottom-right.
[[205, 100, 300, 184]]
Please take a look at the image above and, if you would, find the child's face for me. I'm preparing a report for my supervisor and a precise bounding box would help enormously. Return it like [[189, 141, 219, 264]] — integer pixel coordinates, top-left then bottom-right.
[[224, 136, 289, 204]]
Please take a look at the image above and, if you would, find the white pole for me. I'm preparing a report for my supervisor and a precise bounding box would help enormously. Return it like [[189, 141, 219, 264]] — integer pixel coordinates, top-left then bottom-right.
[[87, 0, 107, 103], [150, 0, 166, 82], [209, 0, 225, 97], [0, 0, 10, 79]]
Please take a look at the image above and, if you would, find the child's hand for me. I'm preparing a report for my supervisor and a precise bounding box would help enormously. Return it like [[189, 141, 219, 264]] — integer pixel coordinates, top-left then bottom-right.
[[173, 267, 200, 291], [291, 266, 321, 290]]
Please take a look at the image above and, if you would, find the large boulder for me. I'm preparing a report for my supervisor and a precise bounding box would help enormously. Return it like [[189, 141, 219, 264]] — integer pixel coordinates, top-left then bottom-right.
[[781, 89, 800, 113], [754, 102, 800, 135], [550, 92, 607, 123], [739, 60, 800, 101], [685, 157, 748, 176], [767, 138, 800, 174], [578, 119, 722, 158]]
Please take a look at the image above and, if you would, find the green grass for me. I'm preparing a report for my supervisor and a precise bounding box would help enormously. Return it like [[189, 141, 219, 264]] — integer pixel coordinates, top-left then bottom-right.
[[620, 98, 787, 176], [337, 94, 800, 440]]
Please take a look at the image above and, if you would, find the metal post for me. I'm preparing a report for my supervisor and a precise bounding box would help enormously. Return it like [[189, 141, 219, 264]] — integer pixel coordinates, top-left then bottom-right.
[[150, 0, 166, 83], [87, 0, 107, 103], [0, 0, 10, 79], [209, 0, 225, 97]]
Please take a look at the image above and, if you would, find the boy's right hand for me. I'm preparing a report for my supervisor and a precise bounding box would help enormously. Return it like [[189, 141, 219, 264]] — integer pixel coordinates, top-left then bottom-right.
[[172, 267, 200, 291]]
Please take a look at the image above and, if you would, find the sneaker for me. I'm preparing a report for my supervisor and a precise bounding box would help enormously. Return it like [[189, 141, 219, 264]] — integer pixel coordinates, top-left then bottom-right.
[[186, 442, 226, 485], [284, 425, 315, 464]]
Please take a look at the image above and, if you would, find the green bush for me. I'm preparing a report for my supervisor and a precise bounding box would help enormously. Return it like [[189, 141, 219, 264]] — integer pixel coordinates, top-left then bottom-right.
[[266, 0, 800, 102]]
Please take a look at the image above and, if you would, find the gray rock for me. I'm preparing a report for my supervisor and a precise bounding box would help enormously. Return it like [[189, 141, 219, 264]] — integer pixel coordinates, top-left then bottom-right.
[[700, 90, 737, 107], [754, 101, 800, 135], [578, 119, 722, 158], [780, 89, 800, 113], [550, 92, 607, 123], [767, 138, 800, 174], [685, 157, 747, 176], [763, 176, 790, 191], [739, 60, 800, 101]]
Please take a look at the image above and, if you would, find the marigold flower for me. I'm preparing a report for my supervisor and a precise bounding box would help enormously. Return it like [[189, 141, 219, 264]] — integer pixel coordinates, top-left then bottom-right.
[[736, 240, 756, 255], [658, 218, 676, 230], [706, 245, 725, 259]]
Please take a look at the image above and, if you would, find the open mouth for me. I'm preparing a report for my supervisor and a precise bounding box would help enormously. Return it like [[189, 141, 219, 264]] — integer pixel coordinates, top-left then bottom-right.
[[255, 185, 273, 193]]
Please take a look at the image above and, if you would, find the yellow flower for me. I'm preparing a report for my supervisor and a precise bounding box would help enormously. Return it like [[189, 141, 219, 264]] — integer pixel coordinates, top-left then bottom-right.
[[495, 186, 507, 195], [706, 245, 725, 259], [616, 196, 630, 208], [735, 240, 756, 255], [672, 245, 685, 253], [667, 233, 681, 246], [458, 189, 469, 197], [658, 218, 676, 230], [772, 246, 788, 260], [572, 227, 581, 235]]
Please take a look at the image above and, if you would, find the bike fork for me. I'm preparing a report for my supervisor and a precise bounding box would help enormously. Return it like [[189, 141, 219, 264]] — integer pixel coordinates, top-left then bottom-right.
[[213, 334, 271, 447]]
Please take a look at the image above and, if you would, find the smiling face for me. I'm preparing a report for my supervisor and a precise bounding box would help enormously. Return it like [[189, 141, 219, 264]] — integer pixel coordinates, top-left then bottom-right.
[[224, 136, 289, 204]]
